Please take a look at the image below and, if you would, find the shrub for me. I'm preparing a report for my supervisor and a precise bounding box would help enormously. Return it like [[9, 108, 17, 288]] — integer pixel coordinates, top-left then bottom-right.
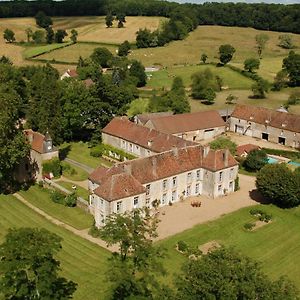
[[64, 193, 77, 207], [249, 208, 272, 222], [234, 176, 240, 191], [37, 180, 44, 188], [210, 137, 237, 156], [244, 222, 255, 230], [42, 158, 62, 178], [89, 223, 101, 238], [177, 241, 189, 252], [90, 145, 104, 157], [62, 162, 76, 176], [50, 190, 65, 204], [243, 149, 268, 171]]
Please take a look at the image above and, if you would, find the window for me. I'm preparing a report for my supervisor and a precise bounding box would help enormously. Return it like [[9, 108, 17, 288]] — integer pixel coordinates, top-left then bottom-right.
[[195, 183, 200, 194], [122, 140, 126, 149], [196, 169, 201, 181], [218, 185, 222, 193], [129, 143, 133, 152], [172, 190, 177, 202], [116, 201, 122, 213], [146, 184, 150, 196], [133, 196, 139, 208], [230, 168, 234, 179], [162, 179, 168, 191], [219, 171, 223, 182], [147, 150, 151, 156], [229, 181, 233, 191], [162, 193, 167, 204], [100, 199, 104, 206], [172, 177, 177, 188], [187, 172, 192, 183], [146, 198, 150, 205], [187, 185, 191, 196]]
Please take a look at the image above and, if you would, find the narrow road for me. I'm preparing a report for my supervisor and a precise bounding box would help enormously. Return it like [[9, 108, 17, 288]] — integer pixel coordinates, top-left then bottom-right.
[[64, 158, 95, 174], [14, 193, 117, 252]]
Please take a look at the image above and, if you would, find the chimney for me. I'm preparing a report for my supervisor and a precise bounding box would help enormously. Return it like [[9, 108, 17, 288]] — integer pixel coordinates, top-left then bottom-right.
[[223, 149, 229, 168], [172, 146, 178, 156], [203, 144, 210, 158], [147, 139, 153, 148], [124, 163, 132, 175]]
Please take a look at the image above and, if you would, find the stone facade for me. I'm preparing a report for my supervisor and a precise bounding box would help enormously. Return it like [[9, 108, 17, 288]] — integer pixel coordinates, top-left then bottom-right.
[[230, 117, 300, 148]]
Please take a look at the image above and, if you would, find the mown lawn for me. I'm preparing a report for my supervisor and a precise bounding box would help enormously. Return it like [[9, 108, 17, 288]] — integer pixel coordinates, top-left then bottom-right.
[[159, 204, 300, 287], [19, 186, 93, 230], [0, 194, 110, 300], [60, 142, 113, 169], [56, 180, 89, 202], [61, 161, 90, 181], [146, 65, 254, 90], [23, 42, 72, 58]]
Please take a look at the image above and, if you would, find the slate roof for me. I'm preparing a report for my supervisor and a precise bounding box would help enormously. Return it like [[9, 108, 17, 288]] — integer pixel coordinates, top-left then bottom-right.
[[231, 105, 300, 133], [145, 110, 226, 134], [89, 145, 238, 201], [102, 117, 196, 153]]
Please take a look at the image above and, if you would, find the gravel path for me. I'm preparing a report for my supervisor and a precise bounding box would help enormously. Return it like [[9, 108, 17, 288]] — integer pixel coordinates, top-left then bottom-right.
[[156, 174, 261, 240], [14, 193, 117, 252]]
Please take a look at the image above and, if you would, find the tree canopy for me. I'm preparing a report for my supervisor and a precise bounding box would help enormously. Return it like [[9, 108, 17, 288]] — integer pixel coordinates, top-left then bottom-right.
[[209, 137, 237, 156], [0, 228, 77, 299], [243, 149, 268, 171], [219, 44, 235, 65], [283, 51, 300, 87]]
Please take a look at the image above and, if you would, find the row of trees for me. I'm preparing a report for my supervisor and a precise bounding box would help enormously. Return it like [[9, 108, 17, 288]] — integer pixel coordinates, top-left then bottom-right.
[[0, 0, 298, 33]]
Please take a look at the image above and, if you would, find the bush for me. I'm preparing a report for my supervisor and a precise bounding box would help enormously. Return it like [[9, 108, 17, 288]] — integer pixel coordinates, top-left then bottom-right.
[[89, 222, 101, 238], [249, 209, 272, 222], [243, 149, 268, 171], [90, 145, 104, 157], [244, 222, 255, 230], [210, 137, 237, 156], [177, 241, 189, 252], [62, 162, 76, 176], [50, 190, 65, 204], [234, 176, 240, 191], [64, 193, 77, 207], [37, 180, 44, 188], [42, 158, 62, 178]]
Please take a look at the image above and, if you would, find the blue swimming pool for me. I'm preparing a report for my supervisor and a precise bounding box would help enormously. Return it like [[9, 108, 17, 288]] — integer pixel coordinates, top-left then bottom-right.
[[288, 161, 300, 167], [267, 157, 278, 164]]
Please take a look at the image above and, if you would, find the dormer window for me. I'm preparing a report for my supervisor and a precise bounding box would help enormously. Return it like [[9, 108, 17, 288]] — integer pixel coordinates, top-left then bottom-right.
[[282, 123, 287, 128], [265, 120, 270, 124], [250, 116, 254, 120]]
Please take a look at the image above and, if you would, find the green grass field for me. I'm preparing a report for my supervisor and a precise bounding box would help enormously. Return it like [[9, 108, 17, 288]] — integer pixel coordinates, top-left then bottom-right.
[[23, 42, 73, 58], [60, 142, 113, 169], [56, 180, 89, 201], [61, 161, 90, 181], [0, 194, 110, 300], [147, 65, 254, 90], [159, 204, 300, 287], [19, 186, 93, 230]]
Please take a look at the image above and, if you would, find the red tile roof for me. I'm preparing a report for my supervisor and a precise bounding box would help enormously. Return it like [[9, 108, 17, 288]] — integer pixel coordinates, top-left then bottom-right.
[[145, 110, 225, 134], [231, 105, 300, 133], [67, 69, 78, 77], [24, 129, 46, 153], [89, 145, 238, 201], [236, 144, 260, 157], [102, 117, 196, 153]]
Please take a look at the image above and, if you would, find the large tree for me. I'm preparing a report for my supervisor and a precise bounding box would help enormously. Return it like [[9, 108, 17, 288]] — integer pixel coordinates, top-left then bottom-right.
[[176, 247, 299, 299], [219, 44, 235, 65], [255, 34, 269, 59], [244, 58, 260, 73], [35, 10, 52, 28], [283, 51, 300, 87], [100, 208, 167, 300], [209, 137, 237, 155], [129, 60, 147, 87], [0, 228, 77, 299], [105, 12, 114, 28], [0, 84, 30, 192], [3, 28, 15, 43], [243, 149, 268, 171], [256, 164, 300, 208], [91, 47, 113, 68]]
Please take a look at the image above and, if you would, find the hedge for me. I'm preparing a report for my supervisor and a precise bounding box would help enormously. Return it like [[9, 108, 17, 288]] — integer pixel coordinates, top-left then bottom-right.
[[90, 144, 136, 161], [262, 148, 300, 160]]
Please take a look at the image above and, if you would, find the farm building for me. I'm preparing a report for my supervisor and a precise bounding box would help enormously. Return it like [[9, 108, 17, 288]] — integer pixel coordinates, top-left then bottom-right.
[[60, 69, 78, 80], [102, 117, 196, 158], [88, 144, 238, 227], [230, 105, 300, 149], [143, 110, 226, 142], [134, 112, 173, 126]]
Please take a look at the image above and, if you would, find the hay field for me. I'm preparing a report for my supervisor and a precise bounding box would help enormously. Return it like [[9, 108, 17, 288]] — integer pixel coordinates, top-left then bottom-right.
[[130, 26, 300, 80], [53, 16, 165, 44]]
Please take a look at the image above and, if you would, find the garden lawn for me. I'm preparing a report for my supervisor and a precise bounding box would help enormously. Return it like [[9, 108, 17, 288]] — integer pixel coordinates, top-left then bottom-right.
[[61, 161, 90, 181], [146, 65, 254, 90], [56, 181, 89, 202], [0, 194, 110, 300], [19, 186, 93, 230], [159, 204, 300, 287], [60, 142, 113, 169]]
